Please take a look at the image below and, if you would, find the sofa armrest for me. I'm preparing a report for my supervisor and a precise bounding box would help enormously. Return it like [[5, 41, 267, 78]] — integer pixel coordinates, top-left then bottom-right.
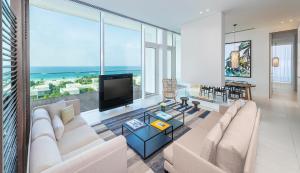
[[65, 99, 80, 115], [43, 136, 127, 173], [173, 142, 225, 173]]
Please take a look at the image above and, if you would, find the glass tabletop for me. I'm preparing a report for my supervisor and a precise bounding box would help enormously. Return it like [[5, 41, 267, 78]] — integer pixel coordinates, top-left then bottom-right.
[[123, 122, 172, 142]]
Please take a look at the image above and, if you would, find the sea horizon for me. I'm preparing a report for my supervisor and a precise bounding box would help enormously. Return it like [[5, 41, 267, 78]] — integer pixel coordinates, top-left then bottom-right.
[[30, 66, 141, 80]]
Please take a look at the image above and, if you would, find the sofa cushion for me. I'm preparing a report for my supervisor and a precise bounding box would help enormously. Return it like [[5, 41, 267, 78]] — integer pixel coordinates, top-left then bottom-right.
[[225, 103, 238, 119], [61, 105, 75, 124], [58, 125, 99, 155], [64, 115, 86, 132], [236, 99, 247, 108], [163, 144, 174, 164], [52, 115, 65, 140], [32, 108, 51, 124], [48, 100, 66, 119], [175, 111, 222, 156], [200, 123, 223, 163], [218, 112, 232, 131], [30, 136, 62, 173], [31, 119, 55, 142], [216, 101, 257, 173], [62, 138, 105, 160]]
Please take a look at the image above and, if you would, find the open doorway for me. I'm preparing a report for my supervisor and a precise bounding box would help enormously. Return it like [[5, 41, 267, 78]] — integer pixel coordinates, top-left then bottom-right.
[[270, 30, 298, 99]]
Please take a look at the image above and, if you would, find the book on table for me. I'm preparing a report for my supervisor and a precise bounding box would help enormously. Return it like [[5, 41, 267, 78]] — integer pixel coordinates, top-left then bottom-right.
[[155, 111, 173, 121], [125, 119, 145, 130], [151, 120, 170, 131]]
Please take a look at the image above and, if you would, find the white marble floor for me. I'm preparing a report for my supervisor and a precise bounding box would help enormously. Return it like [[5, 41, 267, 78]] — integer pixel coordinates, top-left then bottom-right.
[[255, 92, 300, 173], [81, 93, 300, 173]]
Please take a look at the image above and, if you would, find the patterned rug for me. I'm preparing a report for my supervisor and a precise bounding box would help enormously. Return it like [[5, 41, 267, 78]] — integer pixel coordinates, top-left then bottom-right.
[[91, 101, 211, 173]]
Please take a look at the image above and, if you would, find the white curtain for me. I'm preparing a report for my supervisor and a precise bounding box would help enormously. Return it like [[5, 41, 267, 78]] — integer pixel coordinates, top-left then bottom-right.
[[272, 44, 292, 83]]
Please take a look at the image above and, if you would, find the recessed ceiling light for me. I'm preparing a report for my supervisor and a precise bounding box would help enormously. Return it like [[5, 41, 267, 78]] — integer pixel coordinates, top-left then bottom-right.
[[206, 8, 210, 12], [289, 19, 294, 22], [199, 11, 203, 14]]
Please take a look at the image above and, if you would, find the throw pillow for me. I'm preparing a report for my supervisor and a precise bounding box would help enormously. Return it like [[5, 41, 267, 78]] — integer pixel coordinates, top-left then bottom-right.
[[52, 115, 64, 140], [61, 105, 75, 124], [48, 100, 66, 119]]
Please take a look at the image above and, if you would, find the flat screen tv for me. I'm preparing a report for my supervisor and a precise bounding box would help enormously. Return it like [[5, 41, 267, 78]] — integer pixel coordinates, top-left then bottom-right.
[[99, 73, 133, 112]]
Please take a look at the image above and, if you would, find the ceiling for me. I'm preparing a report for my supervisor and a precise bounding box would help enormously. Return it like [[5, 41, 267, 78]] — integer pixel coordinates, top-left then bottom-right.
[[81, 0, 300, 33]]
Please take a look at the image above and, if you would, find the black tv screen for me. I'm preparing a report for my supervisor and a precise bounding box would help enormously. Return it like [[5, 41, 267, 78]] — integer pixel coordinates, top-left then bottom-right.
[[99, 74, 133, 112]]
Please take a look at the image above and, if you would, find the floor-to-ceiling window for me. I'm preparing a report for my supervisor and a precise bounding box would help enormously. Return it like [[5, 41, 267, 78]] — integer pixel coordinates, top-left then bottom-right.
[[30, 1, 100, 111], [103, 14, 142, 99], [29, 0, 181, 111], [175, 34, 182, 81]]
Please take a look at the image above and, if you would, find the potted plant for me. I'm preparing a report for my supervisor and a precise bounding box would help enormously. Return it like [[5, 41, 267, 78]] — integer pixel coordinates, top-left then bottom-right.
[[160, 102, 167, 112]]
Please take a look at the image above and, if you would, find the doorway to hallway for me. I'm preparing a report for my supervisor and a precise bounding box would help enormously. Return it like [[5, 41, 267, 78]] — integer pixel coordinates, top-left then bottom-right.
[[270, 30, 298, 99]]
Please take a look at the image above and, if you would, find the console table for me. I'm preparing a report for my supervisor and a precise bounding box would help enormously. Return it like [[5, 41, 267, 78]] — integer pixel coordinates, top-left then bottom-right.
[[225, 82, 256, 100]]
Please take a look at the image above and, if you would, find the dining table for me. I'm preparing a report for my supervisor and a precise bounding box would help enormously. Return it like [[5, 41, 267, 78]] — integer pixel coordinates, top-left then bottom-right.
[[225, 81, 256, 100]]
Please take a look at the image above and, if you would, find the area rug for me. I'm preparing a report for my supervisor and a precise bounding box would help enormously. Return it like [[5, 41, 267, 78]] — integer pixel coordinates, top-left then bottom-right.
[[91, 101, 211, 173]]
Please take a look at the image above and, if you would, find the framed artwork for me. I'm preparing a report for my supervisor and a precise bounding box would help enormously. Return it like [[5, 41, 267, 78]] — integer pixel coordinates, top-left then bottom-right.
[[225, 40, 251, 78]]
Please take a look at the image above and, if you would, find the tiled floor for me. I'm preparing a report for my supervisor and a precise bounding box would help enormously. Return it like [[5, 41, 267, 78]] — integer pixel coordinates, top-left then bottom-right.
[[255, 92, 300, 173], [81, 92, 300, 173]]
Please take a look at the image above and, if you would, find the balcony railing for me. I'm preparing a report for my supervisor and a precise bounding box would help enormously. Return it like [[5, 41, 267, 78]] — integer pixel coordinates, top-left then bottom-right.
[[30, 70, 142, 112]]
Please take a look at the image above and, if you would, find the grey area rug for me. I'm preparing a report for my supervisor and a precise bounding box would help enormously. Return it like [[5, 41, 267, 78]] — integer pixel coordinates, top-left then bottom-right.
[[92, 101, 211, 173]]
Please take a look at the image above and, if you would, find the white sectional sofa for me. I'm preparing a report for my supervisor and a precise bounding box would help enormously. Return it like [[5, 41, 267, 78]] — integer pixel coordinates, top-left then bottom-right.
[[163, 100, 261, 173], [29, 99, 127, 173]]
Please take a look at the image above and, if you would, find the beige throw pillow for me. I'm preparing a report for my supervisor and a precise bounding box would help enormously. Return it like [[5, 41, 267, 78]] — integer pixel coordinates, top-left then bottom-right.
[[61, 105, 75, 124], [52, 115, 64, 140], [48, 100, 66, 119]]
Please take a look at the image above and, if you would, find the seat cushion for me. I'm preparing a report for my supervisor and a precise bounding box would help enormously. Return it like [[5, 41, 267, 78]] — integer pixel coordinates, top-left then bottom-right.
[[32, 108, 51, 124], [64, 115, 86, 132], [58, 125, 99, 155], [48, 100, 66, 119], [30, 136, 62, 173], [200, 123, 223, 163], [163, 144, 174, 164], [216, 101, 257, 173], [31, 119, 55, 142], [62, 138, 105, 160]]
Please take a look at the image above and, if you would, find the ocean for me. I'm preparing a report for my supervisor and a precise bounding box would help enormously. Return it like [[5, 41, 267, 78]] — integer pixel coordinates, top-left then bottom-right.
[[30, 66, 141, 81]]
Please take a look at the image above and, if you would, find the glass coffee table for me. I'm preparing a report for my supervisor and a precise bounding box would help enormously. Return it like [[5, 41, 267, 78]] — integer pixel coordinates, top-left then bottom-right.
[[122, 120, 173, 159], [144, 105, 185, 134]]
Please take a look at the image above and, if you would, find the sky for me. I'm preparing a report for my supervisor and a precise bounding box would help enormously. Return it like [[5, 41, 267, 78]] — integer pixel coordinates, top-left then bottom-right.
[[30, 6, 141, 67]]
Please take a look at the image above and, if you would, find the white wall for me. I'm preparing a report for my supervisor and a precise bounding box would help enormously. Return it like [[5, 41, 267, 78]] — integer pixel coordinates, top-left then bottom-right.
[[298, 26, 300, 103], [225, 29, 270, 99], [181, 12, 225, 86], [298, 26, 300, 78]]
